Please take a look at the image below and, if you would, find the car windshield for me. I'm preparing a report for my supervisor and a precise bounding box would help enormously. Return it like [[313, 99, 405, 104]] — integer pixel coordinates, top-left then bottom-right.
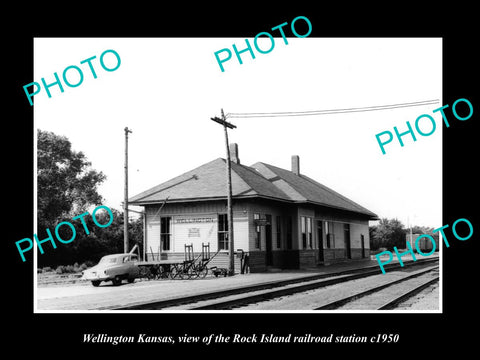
[[99, 256, 117, 264]]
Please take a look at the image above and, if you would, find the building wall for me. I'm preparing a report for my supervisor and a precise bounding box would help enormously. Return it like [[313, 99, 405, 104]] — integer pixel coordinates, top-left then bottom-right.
[[144, 201, 249, 260], [320, 218, 370, 265], [350, 222, 370, 259], [244, 199, 300, 271], [143, 199, 372, 270], [299, 249, 316, 267], [248, 251, 267, 273], [271, 250, 299, 269]]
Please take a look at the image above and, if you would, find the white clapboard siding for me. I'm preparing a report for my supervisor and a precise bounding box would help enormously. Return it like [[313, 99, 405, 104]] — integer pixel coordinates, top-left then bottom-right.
[[173, 220, 217, 253], [350, 223, 369, 249], [172, 214, 249, 253], [146, 219, 160, 254]]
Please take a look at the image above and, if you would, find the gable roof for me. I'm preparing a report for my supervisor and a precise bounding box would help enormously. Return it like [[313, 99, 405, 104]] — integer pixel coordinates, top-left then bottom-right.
[[128, 158, 292, 205], [129, 158, 378, 219], [251, 162, 378, 218]]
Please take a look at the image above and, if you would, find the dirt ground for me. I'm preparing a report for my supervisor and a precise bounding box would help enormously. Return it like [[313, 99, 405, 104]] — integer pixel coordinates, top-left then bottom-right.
[[395, 282, 439, 310]]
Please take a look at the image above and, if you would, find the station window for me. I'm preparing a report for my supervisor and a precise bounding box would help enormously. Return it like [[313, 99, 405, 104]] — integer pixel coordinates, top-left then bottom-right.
[[286, 217, 293, 249], [160, 217, 171, 251], [325, 221, 332, 248], [317, 220, 324, 249], [301, 217, 312, 249], [301, 216, 307, 249], [307, 217, 313, 249], [218, 213, 229, 250], [254, 213, 261, 249], [276, 216, 282, 248], [361, 234, 365, 258]]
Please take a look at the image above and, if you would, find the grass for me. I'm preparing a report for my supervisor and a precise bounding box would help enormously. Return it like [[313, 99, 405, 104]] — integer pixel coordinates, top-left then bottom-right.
[[38, 261, 95, 275]]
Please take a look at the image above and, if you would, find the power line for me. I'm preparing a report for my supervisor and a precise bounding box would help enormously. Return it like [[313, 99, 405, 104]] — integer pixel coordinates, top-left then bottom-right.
[[225, 99, 440, 119]]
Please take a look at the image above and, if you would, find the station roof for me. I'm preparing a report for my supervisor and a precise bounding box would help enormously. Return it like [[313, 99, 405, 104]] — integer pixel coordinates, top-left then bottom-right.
[[129, 157, 378, 219], [251, 162, 378, 219]]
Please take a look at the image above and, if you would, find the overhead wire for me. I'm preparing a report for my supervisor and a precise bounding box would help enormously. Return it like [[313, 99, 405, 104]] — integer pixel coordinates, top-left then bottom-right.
[[224, 99, 440, 119]]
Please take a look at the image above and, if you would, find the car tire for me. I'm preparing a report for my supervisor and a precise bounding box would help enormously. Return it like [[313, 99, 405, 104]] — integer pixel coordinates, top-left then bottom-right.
[[91, 280, 101, 287], [127, 278, 135, 284], [112, 275, 122, 286]]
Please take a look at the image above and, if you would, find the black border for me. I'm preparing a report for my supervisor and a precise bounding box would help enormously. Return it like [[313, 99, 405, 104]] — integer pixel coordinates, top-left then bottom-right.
[[7, 5, 478, 354]]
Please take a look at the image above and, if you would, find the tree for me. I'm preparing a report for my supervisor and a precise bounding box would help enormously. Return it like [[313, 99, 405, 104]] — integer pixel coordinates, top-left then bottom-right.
[[369, 218, 406, 250], [37, 129, 106, 230], [36, 130, 145, 268], [37, 207, 145, 267], [129, 216, 144, 258], [410, 225, 439, 240]]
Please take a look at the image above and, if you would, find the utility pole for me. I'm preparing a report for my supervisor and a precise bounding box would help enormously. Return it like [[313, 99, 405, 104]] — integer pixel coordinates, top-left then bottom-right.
[[124, 127, 132, 253], [210, 109, 236, 276]]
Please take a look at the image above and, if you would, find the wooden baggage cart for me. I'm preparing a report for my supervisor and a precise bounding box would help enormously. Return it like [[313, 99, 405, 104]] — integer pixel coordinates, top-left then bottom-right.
[[137, 243, 225, 280]]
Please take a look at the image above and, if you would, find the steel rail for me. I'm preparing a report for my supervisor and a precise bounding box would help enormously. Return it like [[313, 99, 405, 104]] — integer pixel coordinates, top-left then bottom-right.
[[315, 266, 439, 310], [112, 257, 438, 310], [377, 276, 439, 310], [191, 265, 439, 310]]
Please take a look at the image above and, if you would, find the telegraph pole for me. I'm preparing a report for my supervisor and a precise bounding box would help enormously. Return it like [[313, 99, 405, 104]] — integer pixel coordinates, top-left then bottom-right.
[[124, 127, 132, 253], [210, 109, 236, 276]]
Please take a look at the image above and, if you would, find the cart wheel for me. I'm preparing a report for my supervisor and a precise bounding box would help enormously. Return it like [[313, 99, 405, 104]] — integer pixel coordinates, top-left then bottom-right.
[[177, 265, 188, 280], [139, 266, 151, 280], [158, 265, 168, 279], [150, 265, 160, 280], [181, 267, 193, 280], [176, 270, 185, 280], [187, 266, 199, 280], [170, 266, 181, 280], [198, 266, 209, 278]]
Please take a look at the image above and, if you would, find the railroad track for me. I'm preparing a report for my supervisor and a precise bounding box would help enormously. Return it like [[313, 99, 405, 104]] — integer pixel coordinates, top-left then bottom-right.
[[378, 275, 439, 310], [113, 257, 439, 310], [315, 266, 439, 310]]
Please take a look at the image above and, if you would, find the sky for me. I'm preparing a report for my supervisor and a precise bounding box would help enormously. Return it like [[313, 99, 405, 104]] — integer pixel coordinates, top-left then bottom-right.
[[34, 37, 442, 229]]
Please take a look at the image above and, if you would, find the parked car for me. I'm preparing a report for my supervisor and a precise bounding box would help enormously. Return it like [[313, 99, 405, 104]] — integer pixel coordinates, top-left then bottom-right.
[[82, 253, 140, 286]]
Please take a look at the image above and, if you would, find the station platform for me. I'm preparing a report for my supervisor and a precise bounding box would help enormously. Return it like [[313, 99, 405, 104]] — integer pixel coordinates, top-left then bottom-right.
[[36, 253, 439, 311]]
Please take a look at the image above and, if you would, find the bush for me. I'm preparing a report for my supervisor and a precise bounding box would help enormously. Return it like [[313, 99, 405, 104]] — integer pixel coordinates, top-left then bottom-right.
[[73, 262, 88, 272], [55, 265, 72, 274], [55, 263, 88, 274], [40, 266, 53, 273]]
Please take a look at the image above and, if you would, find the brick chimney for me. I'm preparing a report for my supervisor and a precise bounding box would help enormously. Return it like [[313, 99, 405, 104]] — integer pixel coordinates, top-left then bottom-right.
[[230, 143, 240, 164], [291, 155, 300, 175]]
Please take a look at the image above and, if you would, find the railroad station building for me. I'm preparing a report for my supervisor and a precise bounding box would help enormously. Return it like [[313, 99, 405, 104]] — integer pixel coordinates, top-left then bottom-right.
[[129, 144, 378, 272]]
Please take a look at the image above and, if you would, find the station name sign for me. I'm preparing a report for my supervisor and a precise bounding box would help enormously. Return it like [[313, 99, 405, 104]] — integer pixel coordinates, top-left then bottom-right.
[[174, 217, 215, 224]]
